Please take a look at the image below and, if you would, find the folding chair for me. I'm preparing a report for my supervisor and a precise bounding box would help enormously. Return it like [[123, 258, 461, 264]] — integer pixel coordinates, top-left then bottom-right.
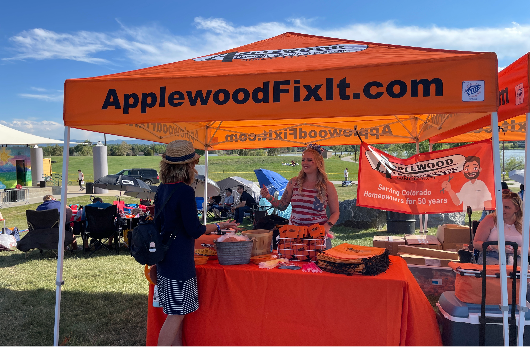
[[18, 209, 74, 254], [196, 197, 205, 217], [84, 205, 121, 256]]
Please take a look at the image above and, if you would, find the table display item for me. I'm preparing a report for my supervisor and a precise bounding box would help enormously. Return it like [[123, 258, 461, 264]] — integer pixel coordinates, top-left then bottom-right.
[[316, 243, 390, 276], [195, 247, 217, 257], [258, 257, 288, 269], [242, 229, 273, 256], [214, 238, 253, 265], [277, 224, 326, 262], [194, 255, 209, 265], [250, 253, 276, 264]]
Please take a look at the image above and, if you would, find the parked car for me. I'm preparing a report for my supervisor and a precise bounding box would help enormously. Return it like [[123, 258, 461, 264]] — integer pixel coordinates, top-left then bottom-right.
[[115, 168, 160, 184]]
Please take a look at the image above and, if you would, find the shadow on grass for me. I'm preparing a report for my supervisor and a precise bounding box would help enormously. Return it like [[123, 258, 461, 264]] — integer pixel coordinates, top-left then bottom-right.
[[0, 287, 147, 346], [0, 245, 130, 268]]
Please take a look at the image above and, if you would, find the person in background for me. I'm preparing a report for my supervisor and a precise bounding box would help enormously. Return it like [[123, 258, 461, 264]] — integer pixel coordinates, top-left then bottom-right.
[[36, 195, 74, 248], [213, 188, 234, 219], [231, 184, 257, 224], [37, 194, 73, 226], [479, 181, 511, 222], [155, 140, 238, 346], [344, 168, 349, 181], [473, 191, 527, 265], [78, 169, 85, 191], [260, 143, 340, 249], [519, 184, 525, 201], [81, 197, 113, 252]]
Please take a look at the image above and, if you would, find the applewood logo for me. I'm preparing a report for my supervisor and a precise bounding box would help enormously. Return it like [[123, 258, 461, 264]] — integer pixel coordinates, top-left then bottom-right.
[[365, 146, 466, 179]]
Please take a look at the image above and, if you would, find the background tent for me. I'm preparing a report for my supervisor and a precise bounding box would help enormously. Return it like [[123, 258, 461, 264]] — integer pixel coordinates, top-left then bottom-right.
[[216, 176, 260, 201], [431, 52, 530, 143], [254, 168, 289, 197], [55, 32, 500, 346], [0, 124, 66, 145]]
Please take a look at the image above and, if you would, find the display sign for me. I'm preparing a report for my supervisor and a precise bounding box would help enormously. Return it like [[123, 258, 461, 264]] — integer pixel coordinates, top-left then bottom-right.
[[357, 139, 495, 214]]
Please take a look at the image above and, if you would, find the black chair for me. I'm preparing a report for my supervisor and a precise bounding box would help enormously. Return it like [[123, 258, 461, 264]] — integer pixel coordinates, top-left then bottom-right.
[[18, 209, 74, 253], [84, 205, 120, 255]]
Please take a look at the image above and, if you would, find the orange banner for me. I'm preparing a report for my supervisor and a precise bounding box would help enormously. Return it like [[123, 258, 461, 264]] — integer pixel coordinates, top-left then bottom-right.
[[357, 139, 495, 214]]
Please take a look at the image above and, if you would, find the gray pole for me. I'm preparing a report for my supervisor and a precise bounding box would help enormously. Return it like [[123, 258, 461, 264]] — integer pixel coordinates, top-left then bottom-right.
[[93, 142, 108, 194], [30, 146, 43, 186]]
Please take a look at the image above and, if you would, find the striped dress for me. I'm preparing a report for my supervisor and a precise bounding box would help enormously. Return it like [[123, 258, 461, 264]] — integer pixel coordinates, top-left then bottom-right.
[[289, 181, 328, 226]]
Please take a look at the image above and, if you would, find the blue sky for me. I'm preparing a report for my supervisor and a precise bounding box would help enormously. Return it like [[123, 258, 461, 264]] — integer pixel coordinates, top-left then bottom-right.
[[2, 0, 530, 142]]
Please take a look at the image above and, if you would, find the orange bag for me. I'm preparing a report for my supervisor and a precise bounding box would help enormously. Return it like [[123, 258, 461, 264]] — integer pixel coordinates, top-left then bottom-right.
[[449, 262, 521, 305]]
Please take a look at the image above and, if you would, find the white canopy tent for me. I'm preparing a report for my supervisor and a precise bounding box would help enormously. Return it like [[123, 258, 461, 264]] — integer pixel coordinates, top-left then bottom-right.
[[0, 123, 65, 145]]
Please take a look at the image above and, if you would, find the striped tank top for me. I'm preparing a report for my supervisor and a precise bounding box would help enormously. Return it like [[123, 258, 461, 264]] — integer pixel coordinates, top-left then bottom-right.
[[289, 182, 328, 226]]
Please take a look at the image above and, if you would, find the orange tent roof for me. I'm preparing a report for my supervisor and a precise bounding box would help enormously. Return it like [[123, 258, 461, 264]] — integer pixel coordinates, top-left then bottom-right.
[[63, 32, 498, 147], [432, 53, 529, 143]]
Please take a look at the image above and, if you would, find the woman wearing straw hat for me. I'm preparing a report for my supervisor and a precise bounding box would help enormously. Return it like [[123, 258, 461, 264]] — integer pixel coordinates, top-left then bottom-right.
[[155, 140, 237, 346], [260, 143, 340, 249]]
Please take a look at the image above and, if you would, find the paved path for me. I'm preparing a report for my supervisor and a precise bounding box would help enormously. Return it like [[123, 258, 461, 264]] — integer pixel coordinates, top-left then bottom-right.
[[340, 155, 357, 163]]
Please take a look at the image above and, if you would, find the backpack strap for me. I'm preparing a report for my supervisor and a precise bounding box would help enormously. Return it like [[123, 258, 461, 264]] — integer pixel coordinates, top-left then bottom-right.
[[154, 184, 179, 220]]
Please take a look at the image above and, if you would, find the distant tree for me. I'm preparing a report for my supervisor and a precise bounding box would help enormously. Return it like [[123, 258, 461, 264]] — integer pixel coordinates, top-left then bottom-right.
[[144, 147, 154, 156], [72, 140, 93, 156], [267, 148, 280, 156], [504, 156, 524, 173], [43, 144, 63, 156], [151, 144, 166, 155], [117, 141, 131, 156]]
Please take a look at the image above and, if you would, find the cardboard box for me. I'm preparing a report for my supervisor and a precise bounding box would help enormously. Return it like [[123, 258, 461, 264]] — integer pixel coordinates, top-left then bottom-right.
[[444, 225, 470, 244], [397, 245, 459, 260], [405, 234, 442, 250], [443, 242, 466, 251], [398, 253, 454, 267], [373, 236, 406, 255]]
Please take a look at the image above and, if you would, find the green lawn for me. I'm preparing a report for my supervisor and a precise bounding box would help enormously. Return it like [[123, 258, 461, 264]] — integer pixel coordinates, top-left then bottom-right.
[[49, 154, 358, 184]]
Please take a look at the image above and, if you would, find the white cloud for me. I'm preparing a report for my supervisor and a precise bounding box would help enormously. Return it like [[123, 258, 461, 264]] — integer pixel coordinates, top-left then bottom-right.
[[6, 18, 530, 68], [4, 28, 113, 64], [19, 93, 63, 102]]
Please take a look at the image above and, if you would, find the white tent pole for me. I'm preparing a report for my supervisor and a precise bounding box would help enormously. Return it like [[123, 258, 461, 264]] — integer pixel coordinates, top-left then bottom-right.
[[53, 126, 70, 346], [416, 140, 423, 233], [204, 148, 208, 224], [517, 112, 530, 345], [491, 111, 510, 345], [423, 143, 432, 231]]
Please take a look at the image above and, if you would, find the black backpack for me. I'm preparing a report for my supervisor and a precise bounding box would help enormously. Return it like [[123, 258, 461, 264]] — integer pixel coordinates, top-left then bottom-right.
[[129, 186, 177, 265]]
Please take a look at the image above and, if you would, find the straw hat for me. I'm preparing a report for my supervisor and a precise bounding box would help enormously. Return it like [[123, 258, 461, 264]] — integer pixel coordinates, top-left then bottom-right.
[[162, 140, 200, 164]]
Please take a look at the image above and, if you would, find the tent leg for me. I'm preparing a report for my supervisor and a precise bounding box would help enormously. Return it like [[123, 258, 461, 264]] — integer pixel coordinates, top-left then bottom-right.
[[53, 126, 70, 346], [517, 112, 530, 346], [491, 112, 510, 346], [203, 149, 208, 225], [416, 141, 423, 233]]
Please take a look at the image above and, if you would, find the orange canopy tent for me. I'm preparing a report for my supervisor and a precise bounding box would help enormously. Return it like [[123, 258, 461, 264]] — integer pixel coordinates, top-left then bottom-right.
[[54, 32, 502, 346], [432, 53, 530, 143], [63, 32, 498, 148]]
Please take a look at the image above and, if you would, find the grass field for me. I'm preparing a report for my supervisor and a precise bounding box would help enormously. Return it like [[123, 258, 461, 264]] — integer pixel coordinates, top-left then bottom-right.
[[0, 155, 486, 345], [50, 154, 358, 184]]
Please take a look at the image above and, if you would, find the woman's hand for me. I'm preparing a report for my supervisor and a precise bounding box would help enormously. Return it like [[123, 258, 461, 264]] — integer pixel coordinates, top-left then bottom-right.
[[260, 185, 271, 200], [220, 219, 239, 231]]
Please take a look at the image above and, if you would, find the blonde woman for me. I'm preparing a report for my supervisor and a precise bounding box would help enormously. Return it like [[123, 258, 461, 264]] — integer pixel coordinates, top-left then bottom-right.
[[155, 140, 237, 346], [473, 190, 526, 265], [260, 144, 340, 248]]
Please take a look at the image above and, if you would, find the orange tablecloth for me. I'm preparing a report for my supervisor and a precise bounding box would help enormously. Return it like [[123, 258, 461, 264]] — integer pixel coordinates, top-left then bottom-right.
[[146, 255, 442, 346]]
